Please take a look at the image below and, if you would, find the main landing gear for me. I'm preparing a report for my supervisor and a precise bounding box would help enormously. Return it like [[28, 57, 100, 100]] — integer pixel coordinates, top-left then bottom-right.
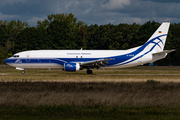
[[86, 69, 93, 74]]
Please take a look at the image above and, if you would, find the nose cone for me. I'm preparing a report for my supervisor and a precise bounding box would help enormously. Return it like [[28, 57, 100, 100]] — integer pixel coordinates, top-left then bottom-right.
[[5, 58, 11, 65], [5, 58, 8, 64]]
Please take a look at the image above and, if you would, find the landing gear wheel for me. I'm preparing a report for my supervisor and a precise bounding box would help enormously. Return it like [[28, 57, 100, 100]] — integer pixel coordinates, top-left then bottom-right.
[[21, 70, 25, 74], [86, 70, 93, 74]]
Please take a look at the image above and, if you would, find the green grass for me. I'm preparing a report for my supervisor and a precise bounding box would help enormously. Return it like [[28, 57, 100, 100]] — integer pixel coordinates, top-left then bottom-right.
[[1, 65, 180, 119], [2, 65, 180, 74], [1, 65, 180, 82], [1, 105, 180, 120]]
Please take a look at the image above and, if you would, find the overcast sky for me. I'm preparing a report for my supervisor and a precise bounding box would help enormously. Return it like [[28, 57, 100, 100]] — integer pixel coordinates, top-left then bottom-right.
[[0, 0, 180, 26]]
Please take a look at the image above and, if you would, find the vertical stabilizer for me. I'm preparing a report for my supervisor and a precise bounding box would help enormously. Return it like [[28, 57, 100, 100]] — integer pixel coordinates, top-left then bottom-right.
[[145, 22, 170, 53]]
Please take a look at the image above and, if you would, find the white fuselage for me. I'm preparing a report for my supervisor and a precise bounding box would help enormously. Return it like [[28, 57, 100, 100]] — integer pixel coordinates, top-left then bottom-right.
[[4, 22, 171, 73], [5, 47, 163, 69]]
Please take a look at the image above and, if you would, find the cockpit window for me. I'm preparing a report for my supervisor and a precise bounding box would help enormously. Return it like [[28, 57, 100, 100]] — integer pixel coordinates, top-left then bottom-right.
[[13, 55, 19, 58]]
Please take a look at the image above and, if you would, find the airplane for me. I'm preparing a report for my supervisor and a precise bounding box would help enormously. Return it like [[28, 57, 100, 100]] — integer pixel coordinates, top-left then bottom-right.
[[5, 22, 175, 74]]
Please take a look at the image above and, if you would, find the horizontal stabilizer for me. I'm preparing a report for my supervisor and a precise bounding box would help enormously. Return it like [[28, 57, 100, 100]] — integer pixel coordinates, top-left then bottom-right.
[[153, 49, 175, 55]]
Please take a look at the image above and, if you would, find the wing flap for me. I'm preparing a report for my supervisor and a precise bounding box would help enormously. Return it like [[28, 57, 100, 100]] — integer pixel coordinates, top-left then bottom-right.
[[81, 58, 112, 68]]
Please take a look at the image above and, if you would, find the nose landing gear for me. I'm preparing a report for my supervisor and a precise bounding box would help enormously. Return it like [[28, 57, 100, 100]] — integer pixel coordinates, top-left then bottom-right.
[[21, 70, 25, 74]]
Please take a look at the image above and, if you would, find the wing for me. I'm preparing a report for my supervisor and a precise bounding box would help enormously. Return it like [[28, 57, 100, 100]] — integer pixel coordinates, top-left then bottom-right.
[[80, 58, 112, 68]]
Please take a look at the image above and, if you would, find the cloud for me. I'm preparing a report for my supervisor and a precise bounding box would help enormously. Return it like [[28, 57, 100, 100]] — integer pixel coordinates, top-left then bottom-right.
[[128, 0, 180, 18], [52, 0, 180, 25], [140, 0, 180, 3], [27, 16, 46, 26], [0, 0, 28, 6], [0, 12, 18, 20], [0, 0, 180, 26], [101, 0, 131, 10], [54, 0, 97, 15]]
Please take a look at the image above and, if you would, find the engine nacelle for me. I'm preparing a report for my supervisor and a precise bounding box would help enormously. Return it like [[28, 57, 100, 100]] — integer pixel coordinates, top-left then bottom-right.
[[64, 63, 80, 71]]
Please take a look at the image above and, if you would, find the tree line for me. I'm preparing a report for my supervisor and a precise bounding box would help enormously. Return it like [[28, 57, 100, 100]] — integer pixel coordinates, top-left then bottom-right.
[[0, 13, 179, 65]]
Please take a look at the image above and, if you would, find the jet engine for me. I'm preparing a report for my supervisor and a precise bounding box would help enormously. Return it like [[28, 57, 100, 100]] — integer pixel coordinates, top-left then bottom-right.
[[64, 63, 80, 71]]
